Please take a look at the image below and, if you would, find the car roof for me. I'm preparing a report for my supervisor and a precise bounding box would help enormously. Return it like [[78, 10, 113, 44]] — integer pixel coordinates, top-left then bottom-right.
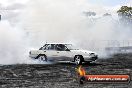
[[45, 43, 72, 45]]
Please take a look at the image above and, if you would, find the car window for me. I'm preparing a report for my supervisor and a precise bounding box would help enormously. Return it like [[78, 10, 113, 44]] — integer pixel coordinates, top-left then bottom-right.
[[55, 44, 67, 51], [39, 44, 55, 50], [50, 44, 55, 50], [39, 44, 48, 50], [44, 44, 55, 50]]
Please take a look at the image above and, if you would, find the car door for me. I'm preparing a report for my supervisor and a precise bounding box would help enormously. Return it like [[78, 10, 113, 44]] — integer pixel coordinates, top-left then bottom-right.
[[54, 44, 72, 61], [42, 44, 59, 61]]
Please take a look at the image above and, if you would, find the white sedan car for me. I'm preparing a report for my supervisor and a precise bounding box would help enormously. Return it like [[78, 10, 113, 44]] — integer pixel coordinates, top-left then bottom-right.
[[29, 43, 98, 65]]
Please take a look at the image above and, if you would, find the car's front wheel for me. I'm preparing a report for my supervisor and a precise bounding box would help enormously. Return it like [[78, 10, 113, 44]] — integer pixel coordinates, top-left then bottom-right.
[[36, 54, 47, 61], [74, 55, 82, 65]]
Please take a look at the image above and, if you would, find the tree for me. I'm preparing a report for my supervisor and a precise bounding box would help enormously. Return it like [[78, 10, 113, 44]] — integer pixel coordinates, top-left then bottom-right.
[[117, 6, 132, 25], [103, 13, 111, 17], [83, 11, 96, 16]]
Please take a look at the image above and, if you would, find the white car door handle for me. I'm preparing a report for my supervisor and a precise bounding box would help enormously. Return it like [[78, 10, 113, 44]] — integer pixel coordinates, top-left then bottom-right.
[[57, 52, 59, 53], [44, 51, 46, 52]]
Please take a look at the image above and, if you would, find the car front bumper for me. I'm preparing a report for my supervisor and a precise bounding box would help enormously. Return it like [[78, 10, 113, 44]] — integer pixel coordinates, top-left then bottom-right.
[[83, 55, 98, 62]]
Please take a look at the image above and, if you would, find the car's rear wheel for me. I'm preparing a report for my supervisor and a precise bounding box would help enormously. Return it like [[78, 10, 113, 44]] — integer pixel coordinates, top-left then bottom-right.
[[74, 56, 82, 65], [36, 55, 47, 61]]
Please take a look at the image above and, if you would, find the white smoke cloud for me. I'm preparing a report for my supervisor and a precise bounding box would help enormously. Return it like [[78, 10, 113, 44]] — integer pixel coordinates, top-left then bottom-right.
[[0, 0, 131, 64], [0, 20, 51, 64], [21, 0, 132, 47], [0, 0, 29, 6], [21, 0, 107, 45], [0, 21, 28, 64]]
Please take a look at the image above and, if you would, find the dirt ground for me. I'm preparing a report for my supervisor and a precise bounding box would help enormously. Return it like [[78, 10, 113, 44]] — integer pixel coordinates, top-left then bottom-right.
[[0, 53, 132, 88]]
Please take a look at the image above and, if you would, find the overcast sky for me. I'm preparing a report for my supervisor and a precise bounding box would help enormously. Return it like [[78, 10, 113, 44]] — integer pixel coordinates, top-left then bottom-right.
[[88, 0, 130, 6], [0, 0, 131, 6], [0, 0, 131, 21], [0, 0, 28, 6]]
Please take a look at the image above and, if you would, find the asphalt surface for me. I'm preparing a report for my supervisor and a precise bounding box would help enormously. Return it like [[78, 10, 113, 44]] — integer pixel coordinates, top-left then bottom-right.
[[0, 53, 132, 88]]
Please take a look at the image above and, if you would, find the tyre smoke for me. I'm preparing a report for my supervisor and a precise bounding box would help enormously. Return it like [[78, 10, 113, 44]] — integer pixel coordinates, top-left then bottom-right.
[[21, 0, 132, 57], [0, 0, 131, 64]]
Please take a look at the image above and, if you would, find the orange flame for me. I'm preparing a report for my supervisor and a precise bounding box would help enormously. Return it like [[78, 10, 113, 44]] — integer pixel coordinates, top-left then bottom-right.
[[77, 65, 86, 76]]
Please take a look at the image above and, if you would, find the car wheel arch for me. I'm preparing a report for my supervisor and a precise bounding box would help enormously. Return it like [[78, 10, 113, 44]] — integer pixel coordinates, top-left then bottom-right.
[[74, 55, 84, 61], [35, 54, 47, 59]]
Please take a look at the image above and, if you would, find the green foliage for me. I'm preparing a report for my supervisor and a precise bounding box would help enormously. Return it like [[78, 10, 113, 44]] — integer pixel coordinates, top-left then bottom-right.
[[118, 6, 132, 17], [117, 6, 132, 25]]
